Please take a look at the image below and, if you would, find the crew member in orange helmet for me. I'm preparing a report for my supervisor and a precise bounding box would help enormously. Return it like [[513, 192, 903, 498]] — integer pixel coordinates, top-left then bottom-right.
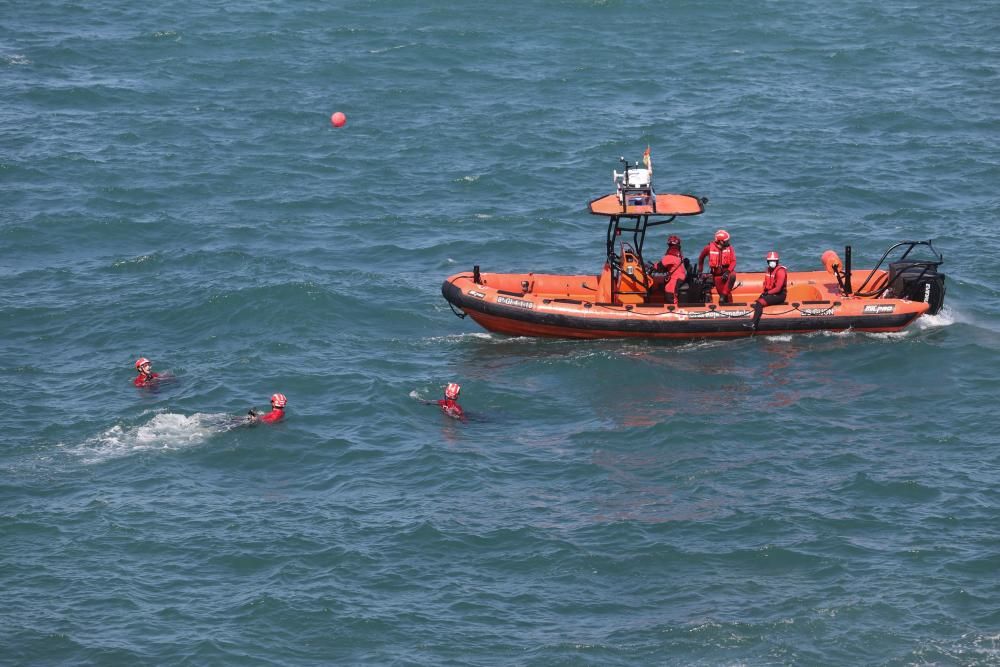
[[133, 357, 160, 387], [653, 235, 687, 304], [697, 229, 737, 304], [750, 251, 788, 331], [248, 393, 287, 424]]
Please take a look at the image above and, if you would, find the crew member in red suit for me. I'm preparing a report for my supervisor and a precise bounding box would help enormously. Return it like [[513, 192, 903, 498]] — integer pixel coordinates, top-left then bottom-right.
[[248, 393, 287, 424], [133, 357, 160, 387], [697, 229, 737, 304], [436, 383, 465, 420], [750, 251, 788, 331], [653, 235, 686, 304]]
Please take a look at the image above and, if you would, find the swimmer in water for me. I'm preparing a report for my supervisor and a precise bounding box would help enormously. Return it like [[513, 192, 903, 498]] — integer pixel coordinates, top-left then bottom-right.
[[247, 393, 287, 425], [435, 383, 465, 420], [133, 357, 160, 387]]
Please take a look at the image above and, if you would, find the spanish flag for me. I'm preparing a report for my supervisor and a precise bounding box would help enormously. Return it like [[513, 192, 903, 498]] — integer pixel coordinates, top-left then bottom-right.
[[642, 145, 652, 174]]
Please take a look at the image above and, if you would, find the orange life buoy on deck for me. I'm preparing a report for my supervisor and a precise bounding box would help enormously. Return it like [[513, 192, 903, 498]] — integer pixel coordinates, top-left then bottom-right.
[[822, 250, 842, 274]]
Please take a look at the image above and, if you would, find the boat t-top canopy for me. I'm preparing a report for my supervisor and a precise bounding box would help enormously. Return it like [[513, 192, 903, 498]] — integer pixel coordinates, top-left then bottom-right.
[[586, 151, 709, 282], [588, 152, 706, 217], [589, 192, 706, 217]]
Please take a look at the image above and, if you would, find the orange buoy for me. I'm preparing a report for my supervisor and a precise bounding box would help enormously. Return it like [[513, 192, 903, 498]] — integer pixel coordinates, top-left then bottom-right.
[[822, 250, 842, 274], [330, 111, 346, 128]]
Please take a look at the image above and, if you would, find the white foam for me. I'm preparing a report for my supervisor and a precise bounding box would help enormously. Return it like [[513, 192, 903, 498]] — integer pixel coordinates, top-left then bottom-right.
[[66, 412, 230, 464], [424, 332, 496, 343], [112, 254, 157, 268], [863, 330, 910, 340], [367, 43, 414, 54], [915, 305, 956, 329]]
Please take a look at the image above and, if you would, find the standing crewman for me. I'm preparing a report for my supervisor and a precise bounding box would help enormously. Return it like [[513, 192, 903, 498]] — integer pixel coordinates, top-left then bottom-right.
[[750, 251, 788, 331], [697, 230, 737, 304], [653, 235, 686, 304]]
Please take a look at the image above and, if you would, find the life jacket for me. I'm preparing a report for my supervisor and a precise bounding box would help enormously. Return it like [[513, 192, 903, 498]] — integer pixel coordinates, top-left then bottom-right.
[[707, 243, 736, 274], [762, 265, 788, 294]]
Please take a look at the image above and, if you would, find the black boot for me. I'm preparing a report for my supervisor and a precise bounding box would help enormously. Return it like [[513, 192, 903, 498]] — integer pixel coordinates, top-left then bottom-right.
[[749, 302, 763, 331]]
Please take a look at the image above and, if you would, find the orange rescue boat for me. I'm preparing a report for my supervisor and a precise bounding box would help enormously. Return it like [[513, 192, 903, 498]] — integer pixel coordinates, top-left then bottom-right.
[[442, 154, 945, 339]]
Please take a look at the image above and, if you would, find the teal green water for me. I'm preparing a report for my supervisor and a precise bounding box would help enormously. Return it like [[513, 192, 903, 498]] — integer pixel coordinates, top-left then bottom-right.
[[2, 1, 999, 664]]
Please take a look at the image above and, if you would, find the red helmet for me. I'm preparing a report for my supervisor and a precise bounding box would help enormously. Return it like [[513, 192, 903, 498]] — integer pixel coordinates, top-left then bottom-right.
[[135, 357, 150, 370], [270, 393, 287, 408], [667, 235, 681, 246], [445, 383, 461, 400], [766, 251, 780, 262], [715, 230, 730, 243]]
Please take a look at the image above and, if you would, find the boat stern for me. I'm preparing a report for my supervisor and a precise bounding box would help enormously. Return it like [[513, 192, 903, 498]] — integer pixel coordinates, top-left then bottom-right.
[[887, 260, 946, 314]]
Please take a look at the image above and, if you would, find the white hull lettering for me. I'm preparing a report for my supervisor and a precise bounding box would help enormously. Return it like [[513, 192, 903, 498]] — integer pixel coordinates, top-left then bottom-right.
[[497, 295, 534, 310]]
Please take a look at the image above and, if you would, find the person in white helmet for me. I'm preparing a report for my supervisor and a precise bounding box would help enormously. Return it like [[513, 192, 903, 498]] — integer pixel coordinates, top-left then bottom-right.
[[749, 251, 788, 331], [418, 383, 465, 420], [133, 357, 160, 387], [247, 393, 287, 424], [436, 383, 464, 420]]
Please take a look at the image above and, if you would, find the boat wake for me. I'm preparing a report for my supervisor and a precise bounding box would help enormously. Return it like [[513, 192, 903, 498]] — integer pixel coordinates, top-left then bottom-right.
[[424, 331, 497, 343], [857, 306, 955, 339], [915, 305, 956, 329], [65, 412, 234, 464]]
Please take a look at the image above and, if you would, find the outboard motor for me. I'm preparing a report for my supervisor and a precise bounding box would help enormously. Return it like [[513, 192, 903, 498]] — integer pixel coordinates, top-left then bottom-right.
[[887, 260, 946, 314]]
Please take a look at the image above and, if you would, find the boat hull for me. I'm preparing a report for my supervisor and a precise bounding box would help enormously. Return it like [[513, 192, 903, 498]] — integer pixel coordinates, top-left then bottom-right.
[[441, 272, 928, 339]]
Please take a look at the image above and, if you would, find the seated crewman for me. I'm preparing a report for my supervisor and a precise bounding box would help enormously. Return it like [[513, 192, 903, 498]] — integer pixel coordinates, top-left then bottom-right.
[[750, 251, 787, 331]]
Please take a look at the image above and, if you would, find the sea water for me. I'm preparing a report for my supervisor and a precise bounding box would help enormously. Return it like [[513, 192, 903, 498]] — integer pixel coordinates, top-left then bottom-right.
[[2, 1, 999, 664]]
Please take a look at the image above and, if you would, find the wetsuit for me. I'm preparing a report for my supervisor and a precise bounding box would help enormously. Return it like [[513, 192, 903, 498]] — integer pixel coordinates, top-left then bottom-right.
[[654, 248, 686, 304], [751, 264, 788, 330], [133, 372, 160, 387], [697, 242, 737, 304], [437, 399, 465, 420], [258, 408, 285, 424]]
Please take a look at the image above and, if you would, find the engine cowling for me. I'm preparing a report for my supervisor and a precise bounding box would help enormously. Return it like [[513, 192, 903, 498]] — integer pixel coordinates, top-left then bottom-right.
[[887, 261, 946, 314]]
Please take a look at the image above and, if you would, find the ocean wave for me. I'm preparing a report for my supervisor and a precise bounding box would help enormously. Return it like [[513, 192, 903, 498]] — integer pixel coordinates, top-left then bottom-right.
[[3, 53, 31, 65]]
